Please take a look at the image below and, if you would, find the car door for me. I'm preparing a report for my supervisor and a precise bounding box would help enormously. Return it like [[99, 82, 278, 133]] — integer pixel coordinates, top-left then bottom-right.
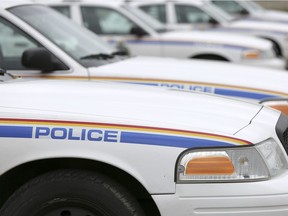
[[210, 0, 250, 18], [79, 5, 162, 57], [171, 3, 219, 30], [137, 2, 183, 31], [138, 4, 168, 24]]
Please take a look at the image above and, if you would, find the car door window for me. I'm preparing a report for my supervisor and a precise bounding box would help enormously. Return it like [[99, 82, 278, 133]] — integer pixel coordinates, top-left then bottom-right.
[[0, 17, 39, 70], [139, 4, 167, 23], [81, 6, 136, 35], [175, 4, 215, 24], [50, 5, 71, 18], [211, 1, 249, 16]]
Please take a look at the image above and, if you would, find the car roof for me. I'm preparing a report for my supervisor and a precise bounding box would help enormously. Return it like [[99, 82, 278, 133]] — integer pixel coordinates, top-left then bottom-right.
[[38, 0, 205, 7], [129, 0, 205, 6], [36, 0, 125, 7], [0, 1, 36, 10]]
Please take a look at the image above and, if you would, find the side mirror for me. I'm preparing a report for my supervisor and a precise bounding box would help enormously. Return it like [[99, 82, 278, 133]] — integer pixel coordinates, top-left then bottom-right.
[[208, 18, 219, 26], [116, 41, 130, 56], [22, 47, 55, 72], [240, 9, 250, 16], [130, 26, 147, 37]]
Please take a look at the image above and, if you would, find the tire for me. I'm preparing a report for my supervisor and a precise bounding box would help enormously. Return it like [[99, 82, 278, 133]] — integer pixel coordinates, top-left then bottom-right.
[[192, 55, 228, 61], [0, 169, 145, 216]]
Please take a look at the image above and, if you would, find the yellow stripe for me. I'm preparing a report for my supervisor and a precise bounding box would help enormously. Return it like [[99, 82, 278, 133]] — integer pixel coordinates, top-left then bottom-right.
[[18, 75, 287, 97], [0, 119, 250, 145], [90, 77, 288, 97]]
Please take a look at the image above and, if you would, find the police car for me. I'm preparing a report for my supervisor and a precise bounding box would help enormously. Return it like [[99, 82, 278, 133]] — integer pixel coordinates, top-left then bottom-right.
[[1, 1, 288, 114], [209, 0, 288, 23], [131, 0, 288, 60], [41, 0, 286, 69], [0, 68, 288, 216]]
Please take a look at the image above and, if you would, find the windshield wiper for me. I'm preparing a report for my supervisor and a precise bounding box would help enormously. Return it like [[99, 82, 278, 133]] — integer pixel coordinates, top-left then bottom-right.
[[80, 51, 129, 60], [156, 28, 169, 33], [111, 51, 129, 56], [0, 68, 16, 81], [80, 53, 115, 60]]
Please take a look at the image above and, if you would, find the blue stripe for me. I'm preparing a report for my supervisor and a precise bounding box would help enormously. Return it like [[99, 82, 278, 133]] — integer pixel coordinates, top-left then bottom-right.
[[214, 88, 280, 100], [121, 81, 159, 86], [0, 125, 240, 148], [0, 126, 33, 138], [120, 132, 234, 148], [210, 27, 288, 36], [244, 17, 288, 24], [123, 81, 282, 100], [125, 40, 248, 50]]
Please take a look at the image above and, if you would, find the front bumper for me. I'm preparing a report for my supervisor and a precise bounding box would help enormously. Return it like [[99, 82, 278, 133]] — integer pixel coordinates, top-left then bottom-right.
[[153, 171, 288, 216], [241, 57, 286, 70]]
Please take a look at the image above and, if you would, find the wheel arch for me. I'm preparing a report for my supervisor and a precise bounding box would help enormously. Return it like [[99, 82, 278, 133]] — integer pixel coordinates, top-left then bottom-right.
[[0, 158, 161, 216], [190, 53, 230, 61], [259, 37, 282, 57]]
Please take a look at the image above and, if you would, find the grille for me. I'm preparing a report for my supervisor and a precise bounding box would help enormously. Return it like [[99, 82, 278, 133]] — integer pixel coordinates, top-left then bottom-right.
[[276, 114, 288, 155], [283, 128, 288, 154], [272, 42, 282, 57]]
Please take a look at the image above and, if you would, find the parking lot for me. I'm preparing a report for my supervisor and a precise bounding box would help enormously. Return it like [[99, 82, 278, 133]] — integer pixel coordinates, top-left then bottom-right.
[[0, 1, 288, 216]]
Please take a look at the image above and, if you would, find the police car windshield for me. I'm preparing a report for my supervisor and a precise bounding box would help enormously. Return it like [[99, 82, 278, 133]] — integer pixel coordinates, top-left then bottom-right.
[[242, 1, 264, 12], [122, 5, 168, 33], [9, 5, 118, 67], [204, 3, 236, 22]]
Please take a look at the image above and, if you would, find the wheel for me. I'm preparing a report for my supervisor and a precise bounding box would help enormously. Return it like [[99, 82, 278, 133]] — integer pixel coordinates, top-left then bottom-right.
[[0, 169, 145, 216]]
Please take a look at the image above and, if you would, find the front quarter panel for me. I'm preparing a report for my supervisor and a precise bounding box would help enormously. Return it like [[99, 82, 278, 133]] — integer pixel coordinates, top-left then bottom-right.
[[0, 109, 254, 194], [0, 117, 181, 194], [236, 107, 284, 147]]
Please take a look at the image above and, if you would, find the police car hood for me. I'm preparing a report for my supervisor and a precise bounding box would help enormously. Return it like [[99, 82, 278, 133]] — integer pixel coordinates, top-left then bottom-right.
[[89, 56, 288, 94], [2, 79, 262, 136], [225, 19, 288, 33], [159, 30, 271, 50], [254, 10, 288, 22]]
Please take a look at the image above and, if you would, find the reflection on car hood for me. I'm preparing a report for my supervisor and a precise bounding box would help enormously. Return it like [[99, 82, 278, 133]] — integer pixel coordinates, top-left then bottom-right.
[[89, 56, 288, 96], [160, 30, 272, 49], [255, 10, 288, 22], [1, 79, 262, 136], [226, 20, 288, 33]]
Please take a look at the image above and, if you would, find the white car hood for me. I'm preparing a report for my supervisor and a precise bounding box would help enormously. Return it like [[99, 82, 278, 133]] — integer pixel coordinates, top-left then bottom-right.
[[227, 20, 288, 33], [256, 10, 288, 21], [247, 11, 288, 25], [89, 56, 288, 96], [160, 30, 271, 49], [1, 79, 262, 136]]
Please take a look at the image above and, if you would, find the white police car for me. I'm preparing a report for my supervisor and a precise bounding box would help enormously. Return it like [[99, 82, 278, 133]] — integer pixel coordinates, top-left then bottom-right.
[[0, 69, 288, 216], [209, 0, 288, 24], [131, 0, 288, 60], [42, 0, 286, 69], [1, 1, 288, 114]]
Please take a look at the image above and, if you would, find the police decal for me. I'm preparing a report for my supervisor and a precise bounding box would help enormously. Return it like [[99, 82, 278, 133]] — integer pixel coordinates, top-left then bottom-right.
[[34, 127, 120, 143], [159, 83, 214, 93]]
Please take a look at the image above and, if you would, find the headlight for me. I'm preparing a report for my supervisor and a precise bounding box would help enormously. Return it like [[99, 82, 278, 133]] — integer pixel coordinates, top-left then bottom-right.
[[176, 138, 287, 183], [260, 98, 288, 115], [242, 49, 260, 59]]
